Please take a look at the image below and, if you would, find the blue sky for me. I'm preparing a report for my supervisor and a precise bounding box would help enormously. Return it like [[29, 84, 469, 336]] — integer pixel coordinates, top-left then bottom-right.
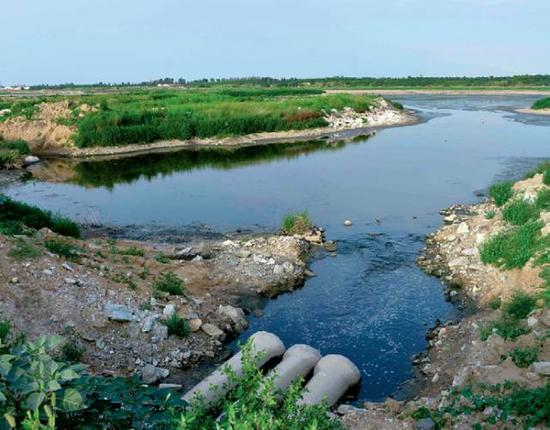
[[1, 0, 549, 85]]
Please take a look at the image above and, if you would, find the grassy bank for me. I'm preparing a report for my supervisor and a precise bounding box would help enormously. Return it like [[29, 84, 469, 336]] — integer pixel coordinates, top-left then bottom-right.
[[0, 137, 30, 168], [532, 97, 550, 110], [1, 88, 382, 148]]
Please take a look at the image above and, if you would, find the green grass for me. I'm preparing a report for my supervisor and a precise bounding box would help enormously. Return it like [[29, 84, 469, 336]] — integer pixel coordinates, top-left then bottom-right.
[[112, 245, 145, 256], [3, 89, 379, 148], [8, 239, 42, 259], [524, 160, 550, 181], [489, 181, 514, 207], [480, 220, 543, 269], [502, 199, 538, 225], [504, 291, 537, 319], [480, 292, 536, 340], [532, 97, 550, 110], [509, 347, 539, 368], [155, 252, 170, 263], [153, 272, 184, 295], [0, 195, 80, 237], [0, 138, 31, 167], [281, 211, 313, 235], [484, 210, 496, 220], [44, 239, 81, 261], [163, 314, 190, 338]]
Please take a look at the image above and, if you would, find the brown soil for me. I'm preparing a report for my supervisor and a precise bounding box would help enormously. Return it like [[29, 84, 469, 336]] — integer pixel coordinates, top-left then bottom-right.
[[0, 228, 321, 384]]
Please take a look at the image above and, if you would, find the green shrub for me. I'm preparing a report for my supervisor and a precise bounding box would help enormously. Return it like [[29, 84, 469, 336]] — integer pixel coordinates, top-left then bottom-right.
[[489, 181, 514, 207], [484, 210, 496, 220], [281, 211, 312, 235], [163, 315, 190, 338], [502, 199, 537, 225], [45, 239, 80, 261], [0, 195, 80, 238], [0, 139, 30, 155], [510, 347, 539, 368], [61, 340, 84, 363], [532, 97, 550, 110], [155, 252, 170, 264], [115, 245, 145, 256], [153, 272, 184, 295], [504, 291, 537, 319], [8, 239, 41, 259], [488, 296, 502, 310], [480, 221, 542, 269]]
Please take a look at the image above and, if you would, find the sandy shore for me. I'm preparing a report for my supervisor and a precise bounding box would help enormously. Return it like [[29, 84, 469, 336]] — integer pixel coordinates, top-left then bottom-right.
[[34, 110, 418, 159], [326, 89, 550, 96], [516, 107, 550, 116]]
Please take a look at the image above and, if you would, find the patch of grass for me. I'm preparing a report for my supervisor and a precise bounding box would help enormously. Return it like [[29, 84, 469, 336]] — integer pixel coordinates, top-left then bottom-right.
[[115, 246, 145, 256], [431, 382, 550, 428], [479, 220, 542, 269], [0, 139, 30, 155], [153, 272, 184, 295], [509, 347, 539, 368], [502, 199, 538, 225], [489, 181, 514, 207], [504, 291, 537, 319], [0, 195, 80, 237], [480, 315, 529, 341], [524, 160, 550, 180], [281, 211, 312, 235], [44, 239, 81, 261], [155, 252, 170, 264], [61, 340, 84, 363], [163, 314, 190, 338], [488, 296, 502, 310], [484, 210, 496, 220], [8, 239, 41, 259], [0, 149, 18, 167]]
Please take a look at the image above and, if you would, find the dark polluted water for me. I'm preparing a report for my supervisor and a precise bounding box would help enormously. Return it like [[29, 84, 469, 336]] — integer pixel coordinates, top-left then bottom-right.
[[2, 95, 549, 402]]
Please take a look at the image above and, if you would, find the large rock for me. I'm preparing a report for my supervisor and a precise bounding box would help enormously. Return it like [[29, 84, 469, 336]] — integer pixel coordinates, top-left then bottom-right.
[[23, 156, 40, 167], [141, 364, 169, 384], [201, 323, 225, 340], [532, 361, 550, 376], [414, 418, 435, 430], [105, 303, 134, 322], [217, 305, 248, 333]]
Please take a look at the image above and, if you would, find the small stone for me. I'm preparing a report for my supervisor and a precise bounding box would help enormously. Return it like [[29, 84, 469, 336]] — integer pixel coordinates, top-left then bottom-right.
[[159, 383, 182, 390], [10, 277, 18, 284], [456, 222, 469, 235], [64, 278, 78, 285], [236, 249, 251, 258], [141, 364, 169, 384], [217, 305, 248, 332], [414, 417, 435, 430], [43, 269, 53, 276], [189, 318, 202, 332], [344, 220, 353, 227], [62, 263, 74, 272], [273, 264, 284, 275], [141, 315, 157, 333], [23, 155, 40, 166], [105, 303, 134, 322], [163, 304, 176, 319], [201, 323, 225, 340]]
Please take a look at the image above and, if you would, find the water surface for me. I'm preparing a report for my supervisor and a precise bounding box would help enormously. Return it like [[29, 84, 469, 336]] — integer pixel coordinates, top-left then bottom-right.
[[3, 95, 549, 401]]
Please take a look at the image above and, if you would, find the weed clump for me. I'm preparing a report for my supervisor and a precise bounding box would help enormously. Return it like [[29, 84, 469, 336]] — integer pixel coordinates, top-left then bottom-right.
[[479, 221, 542, 269], [8, 239, 41, 259], [509, 347, 539, 368], [153, 272, 184, 295], [45, 239, 81, 261], [163, 314, 190, 338], [281, 211, 312, 235], [502, 199, 537, 225], [489, 181, 513, 207]]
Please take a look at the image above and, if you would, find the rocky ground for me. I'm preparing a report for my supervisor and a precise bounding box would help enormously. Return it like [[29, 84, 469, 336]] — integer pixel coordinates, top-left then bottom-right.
[[0, 226, 326, 387], [340, 173, 549, 429]]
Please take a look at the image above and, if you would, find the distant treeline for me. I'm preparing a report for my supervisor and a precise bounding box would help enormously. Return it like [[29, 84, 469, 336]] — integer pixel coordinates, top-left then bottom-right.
[[24, 75, 550, 90]]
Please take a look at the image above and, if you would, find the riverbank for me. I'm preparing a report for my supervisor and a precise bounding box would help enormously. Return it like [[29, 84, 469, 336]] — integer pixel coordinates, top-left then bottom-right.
[[341, 170, 550, 429], [0, 215, 331, 386], [327, 89, 550, 96], [0, 93, 415, 159], [516, 108, 550, 116]]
